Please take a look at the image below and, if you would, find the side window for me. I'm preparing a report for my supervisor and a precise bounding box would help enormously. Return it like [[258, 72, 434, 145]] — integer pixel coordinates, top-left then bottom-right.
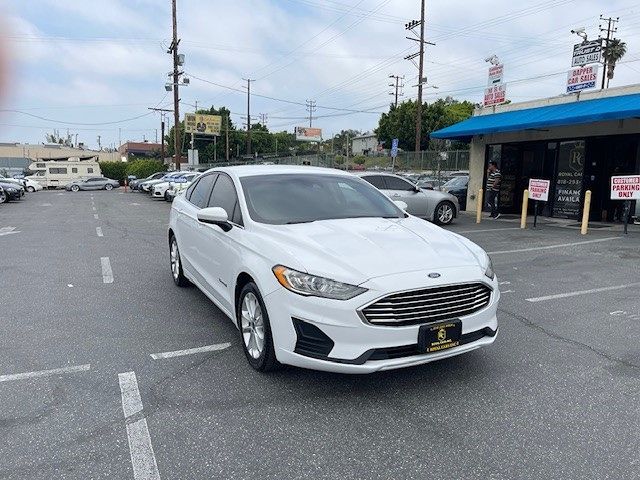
[[72, 168, 78, 173], [362, 175, 385, 189], [188, 174, 216, 208], [384, 176, 414, 191], [208, 174, 241, 224], [231, 201, 243, 226], [49, 167, 68, 174], [36, 163, 46, 168], [87, 168, 94, 173]]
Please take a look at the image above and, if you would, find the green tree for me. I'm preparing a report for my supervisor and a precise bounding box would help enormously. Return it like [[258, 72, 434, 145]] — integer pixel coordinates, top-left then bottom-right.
[[99, 161, 128, 182], [604, 38, 627, 85], [375, 99, 474, 151], [126, 159, 165, 179]]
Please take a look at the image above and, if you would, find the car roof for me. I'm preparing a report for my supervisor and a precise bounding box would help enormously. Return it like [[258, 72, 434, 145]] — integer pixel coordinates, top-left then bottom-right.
[[204, 165, 352, 178]]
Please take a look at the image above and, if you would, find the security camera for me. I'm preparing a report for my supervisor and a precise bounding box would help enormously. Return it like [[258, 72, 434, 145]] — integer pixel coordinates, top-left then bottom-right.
[[571, 27, 585, 34]]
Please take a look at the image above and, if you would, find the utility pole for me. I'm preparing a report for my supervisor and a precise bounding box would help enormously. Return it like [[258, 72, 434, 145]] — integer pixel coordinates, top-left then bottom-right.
[[191, 100, 198, 150], [243, 78, 255, 154], [169, 0, 181, 169], [97, 135, 101, 150], [306, 99, 317, 127], [148, 107, 173, 163], [225, 114, 230, 161], [388, 75, 405, 108], [405, 0, 434, 153], [599, 15, 619, 89]]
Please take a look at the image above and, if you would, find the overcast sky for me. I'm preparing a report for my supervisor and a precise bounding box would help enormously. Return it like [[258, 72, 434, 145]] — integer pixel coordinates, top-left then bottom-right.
[[2, 0, 640, 150]]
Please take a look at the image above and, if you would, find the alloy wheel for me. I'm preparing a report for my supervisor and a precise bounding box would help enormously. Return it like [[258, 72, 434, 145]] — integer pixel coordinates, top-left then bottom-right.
[[105, 184, 113, 190], [170, 239, 180, 281], [71, 185, 79, 192], [241, 292, 265, 360], [437, 203, 453, 224], [0, 191, 6, 203]]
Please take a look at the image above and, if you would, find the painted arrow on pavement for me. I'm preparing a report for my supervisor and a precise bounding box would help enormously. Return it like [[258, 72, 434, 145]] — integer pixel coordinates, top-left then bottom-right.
[[0, 226, 20, 237]]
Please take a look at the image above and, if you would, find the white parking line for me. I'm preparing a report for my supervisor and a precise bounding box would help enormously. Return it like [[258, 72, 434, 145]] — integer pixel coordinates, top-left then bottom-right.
[[0, 364, 90, 383], [150, 343, 231, 360], [526, 282, 640, 303], [101, 257, 114, 284], [92, 206, 97, 211], [488, 237, 619, 255], [118, 372, 161, 480], [457, 227, 521, 234], [96, 227, 104, 237], [499, 281, 511, 285], [94, 214, 99, 219]]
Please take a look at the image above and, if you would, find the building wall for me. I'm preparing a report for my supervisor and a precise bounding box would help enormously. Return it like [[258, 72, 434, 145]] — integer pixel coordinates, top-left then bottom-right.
[[0, 144, 119, 162], [352, 136, 377, 155], [465, 119, 640, 212]]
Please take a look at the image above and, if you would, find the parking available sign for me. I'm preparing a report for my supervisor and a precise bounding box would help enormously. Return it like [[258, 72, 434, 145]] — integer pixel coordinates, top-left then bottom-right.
[[528, 179, 550, 202], [611, 175, 640, 200]]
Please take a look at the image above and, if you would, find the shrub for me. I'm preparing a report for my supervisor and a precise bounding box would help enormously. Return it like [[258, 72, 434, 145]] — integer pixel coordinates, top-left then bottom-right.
[[99, 161, 128, 183], [126, 159, 166, 180]]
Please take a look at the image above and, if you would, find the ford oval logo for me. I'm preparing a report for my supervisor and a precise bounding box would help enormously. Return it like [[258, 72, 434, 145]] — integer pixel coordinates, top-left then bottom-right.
[[428, 273, 441, 278]]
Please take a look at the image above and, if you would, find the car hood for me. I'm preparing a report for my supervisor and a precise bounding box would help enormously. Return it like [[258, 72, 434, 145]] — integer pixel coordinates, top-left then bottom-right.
[[256, 216, 482, 285]]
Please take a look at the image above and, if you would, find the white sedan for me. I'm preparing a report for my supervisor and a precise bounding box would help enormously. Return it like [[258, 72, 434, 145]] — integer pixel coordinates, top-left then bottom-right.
[[168, 166, 499, 373], [153, 172, 199, 200]]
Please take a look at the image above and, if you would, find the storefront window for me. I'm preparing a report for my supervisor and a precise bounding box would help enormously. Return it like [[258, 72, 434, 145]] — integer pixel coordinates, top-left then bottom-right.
[[552, 140, 585, 219]]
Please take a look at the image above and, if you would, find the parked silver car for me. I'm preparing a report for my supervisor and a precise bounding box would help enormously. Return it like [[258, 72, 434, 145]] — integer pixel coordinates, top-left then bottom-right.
[[65, 177, 120, 192], [356, 172, 459, 225]]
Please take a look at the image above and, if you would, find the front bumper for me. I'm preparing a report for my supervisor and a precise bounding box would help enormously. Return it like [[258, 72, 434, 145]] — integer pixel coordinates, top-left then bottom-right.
[[264, 266, 500, 374]]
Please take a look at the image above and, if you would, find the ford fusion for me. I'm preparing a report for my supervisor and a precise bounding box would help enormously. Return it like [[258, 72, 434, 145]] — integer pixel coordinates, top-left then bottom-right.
[[168, 166, 499, 373]]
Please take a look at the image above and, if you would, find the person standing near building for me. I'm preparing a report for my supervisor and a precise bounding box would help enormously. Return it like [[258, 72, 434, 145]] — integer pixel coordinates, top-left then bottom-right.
[[486, 161, 502, 219]]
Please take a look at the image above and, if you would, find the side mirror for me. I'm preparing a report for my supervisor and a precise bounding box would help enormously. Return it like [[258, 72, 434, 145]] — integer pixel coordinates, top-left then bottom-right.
[[393, 200, 408, 211], [413, 186, 421, 193], [197, 207, 232, 231]]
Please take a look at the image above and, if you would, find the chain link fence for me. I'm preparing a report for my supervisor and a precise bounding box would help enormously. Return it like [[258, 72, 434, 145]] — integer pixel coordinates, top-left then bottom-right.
[[186, 150, 469, 174]]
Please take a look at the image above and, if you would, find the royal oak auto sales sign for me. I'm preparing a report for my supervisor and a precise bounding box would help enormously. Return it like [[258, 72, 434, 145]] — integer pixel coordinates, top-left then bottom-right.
[[611, 175, 640, 200]]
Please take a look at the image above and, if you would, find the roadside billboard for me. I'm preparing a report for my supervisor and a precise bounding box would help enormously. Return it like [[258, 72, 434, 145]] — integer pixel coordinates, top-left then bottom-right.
[[295, 127, 322, 142], [566, 65, 598, 93], [611, 175, 640, 200], [184, 113, 222, 136], [572, 40, 602, 67], [528, 179, 550, 201], [483, 84, 506, 107]]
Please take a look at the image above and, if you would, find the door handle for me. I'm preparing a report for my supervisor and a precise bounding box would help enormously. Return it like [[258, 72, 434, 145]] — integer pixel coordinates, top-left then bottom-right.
[[392, 194, 400, 197]]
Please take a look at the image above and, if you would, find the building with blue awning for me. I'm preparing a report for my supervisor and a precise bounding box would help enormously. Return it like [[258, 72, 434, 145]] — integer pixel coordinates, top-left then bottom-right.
[[431, 85, 640, 221]]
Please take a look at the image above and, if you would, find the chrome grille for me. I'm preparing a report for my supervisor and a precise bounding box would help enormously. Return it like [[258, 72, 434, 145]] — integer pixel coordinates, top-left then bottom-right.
[[361, 283, 492, 326]]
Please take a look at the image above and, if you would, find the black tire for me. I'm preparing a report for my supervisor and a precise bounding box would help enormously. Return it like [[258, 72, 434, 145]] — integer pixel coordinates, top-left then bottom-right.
[[27, 186, 35, 193], [0, 190, 6, 204], [71, 185, 80, 192], [237, 282, 278, 372], [169, 235, 190, 287], [434, 201, 455, 225], [105, 183, 114, 191]]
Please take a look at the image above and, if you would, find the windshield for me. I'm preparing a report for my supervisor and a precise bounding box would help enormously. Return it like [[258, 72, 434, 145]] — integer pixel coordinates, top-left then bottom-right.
[[240, 174, 403, 225]]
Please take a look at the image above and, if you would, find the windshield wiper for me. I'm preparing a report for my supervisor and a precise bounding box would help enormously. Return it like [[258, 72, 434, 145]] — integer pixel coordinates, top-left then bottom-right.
[[285, 220, 316, 224]]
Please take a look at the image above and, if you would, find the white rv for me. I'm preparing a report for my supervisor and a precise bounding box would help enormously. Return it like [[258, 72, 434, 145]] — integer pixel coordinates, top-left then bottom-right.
[[25, 156, 102, 189]]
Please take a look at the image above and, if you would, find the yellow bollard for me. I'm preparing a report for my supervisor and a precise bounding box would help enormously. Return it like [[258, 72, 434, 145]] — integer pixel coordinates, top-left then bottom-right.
[[476, 188, 483, 224], [520, 189, 529, 229], [581, 190, 592, 235]]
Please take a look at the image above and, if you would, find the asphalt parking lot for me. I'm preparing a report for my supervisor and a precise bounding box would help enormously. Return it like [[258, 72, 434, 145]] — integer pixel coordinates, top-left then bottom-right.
[[1, 190, 639, 480]]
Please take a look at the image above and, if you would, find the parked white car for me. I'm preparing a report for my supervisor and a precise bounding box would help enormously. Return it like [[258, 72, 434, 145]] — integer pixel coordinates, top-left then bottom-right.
[[168, 166, 499, 373], [153, 172, 199, 200], [23, 178, 43, 192], [166, 172, 201, 201]]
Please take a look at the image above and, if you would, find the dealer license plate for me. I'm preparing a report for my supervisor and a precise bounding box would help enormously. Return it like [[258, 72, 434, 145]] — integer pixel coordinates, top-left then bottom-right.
[[418, 320, 462, 353]]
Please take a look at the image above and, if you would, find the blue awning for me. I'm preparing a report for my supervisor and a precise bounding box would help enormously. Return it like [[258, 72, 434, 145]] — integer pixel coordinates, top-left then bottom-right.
[[431, 92, 640, 141]]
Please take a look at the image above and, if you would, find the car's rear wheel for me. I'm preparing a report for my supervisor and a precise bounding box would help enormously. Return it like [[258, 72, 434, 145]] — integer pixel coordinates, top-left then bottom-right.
[[0, 190, 6, 204], [238, 283, 278, 372], [169, 235, 190, 287], [434, 201, 455, 225], [27, 186, 35, 193], [105, 184, 113, 191], [71, 185, 80, 192]]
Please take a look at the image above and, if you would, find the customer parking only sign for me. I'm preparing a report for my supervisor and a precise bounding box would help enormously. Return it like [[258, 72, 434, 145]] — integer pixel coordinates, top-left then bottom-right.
[[528, 179, 550, 201], [611, 175, 640, 200]]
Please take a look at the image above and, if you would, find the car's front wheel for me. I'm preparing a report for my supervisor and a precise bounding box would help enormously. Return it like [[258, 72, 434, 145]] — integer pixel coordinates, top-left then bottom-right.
[[105, 183, 114, 191], [238, 283, 278, 372], [70, 185, 80, 192], [169, 235, 190, 287], [434, 201, 455, 225], [27, 186, 35, 193], [0, 190, 6, 204]]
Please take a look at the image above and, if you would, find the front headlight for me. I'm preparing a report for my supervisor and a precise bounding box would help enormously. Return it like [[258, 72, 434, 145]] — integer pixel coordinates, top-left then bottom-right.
[[484, 254, 495, 280], [272, 265, 367, 300]]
